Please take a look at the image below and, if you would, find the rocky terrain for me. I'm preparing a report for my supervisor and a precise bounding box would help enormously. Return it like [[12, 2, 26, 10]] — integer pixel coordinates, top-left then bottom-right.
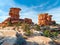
[[0, 30, 26, 45], [26, 36, 55, 45], [0, 27, 60, 45]]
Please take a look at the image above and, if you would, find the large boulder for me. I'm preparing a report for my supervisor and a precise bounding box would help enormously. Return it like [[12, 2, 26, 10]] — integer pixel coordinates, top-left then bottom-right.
[[0, 30, 16, 37], [1, 37, 16, 45], [54, 40, 60, 45], [0, 30, 27, 45], [26, 36, 55, 45], [0, 30, 17, 45]]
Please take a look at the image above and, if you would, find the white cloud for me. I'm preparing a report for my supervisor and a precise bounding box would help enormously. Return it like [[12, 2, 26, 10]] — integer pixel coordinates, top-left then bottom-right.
[[0, 0, 14, 7], [0, 10, 7, 16], [45, 7, 60, 24], [20, 9, 39, 23], [0, 9, 9, 23], [0, 0, 15, 23], [30, 0, 50, 9], [46, 0, 59, 9]]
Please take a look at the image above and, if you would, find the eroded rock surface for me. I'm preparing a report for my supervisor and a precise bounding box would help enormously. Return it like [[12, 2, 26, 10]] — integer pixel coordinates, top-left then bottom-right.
[[26, 36, 55, 45]]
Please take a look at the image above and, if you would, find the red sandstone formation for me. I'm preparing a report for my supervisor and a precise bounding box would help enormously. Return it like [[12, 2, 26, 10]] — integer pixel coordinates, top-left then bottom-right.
[[9, 8, 21, 23], [0, 8, 56, 27], [38, 13, 55, 26], [0, 8, 32, 27], [9, 8, 21, 20], [24, 18, 32, 24]]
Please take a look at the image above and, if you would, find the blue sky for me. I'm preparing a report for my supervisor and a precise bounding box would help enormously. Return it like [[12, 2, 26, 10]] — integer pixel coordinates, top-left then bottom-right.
[[0, 0, 60, 24]]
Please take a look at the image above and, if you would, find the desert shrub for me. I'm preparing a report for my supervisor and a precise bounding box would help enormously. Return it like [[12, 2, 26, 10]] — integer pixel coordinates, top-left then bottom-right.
[[25, 30, 32, 36], [15, 21, 22, 26], [21, 23, 30, 31], [43, 30, 50, 37], [43, 30, 59, 38], [33, 24, 40, 31], [21, 23, 32, 36], [2, 26, 6, 28], [52, 32, 58, 38], [7, 20, 12, 26]]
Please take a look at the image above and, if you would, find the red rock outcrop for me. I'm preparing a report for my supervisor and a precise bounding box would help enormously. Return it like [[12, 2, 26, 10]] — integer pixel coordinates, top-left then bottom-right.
[[24, 18, 32, 24], [0, 8, 33, 27], [38, 13, 55, 26]]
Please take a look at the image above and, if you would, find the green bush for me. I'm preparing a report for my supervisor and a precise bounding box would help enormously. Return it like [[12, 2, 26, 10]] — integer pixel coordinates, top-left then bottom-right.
[[52, 32, 58, 37], [21, 23, 32, 36], [43, 30, 50, 37], [7, 21, 12, 26], [16, 21, 22, 26], [25, 30, 32, 36], [33, 24, 40, 31], [43, 30, 59, 38], [2, 26, 6, 28], [21, 23, 30, 31]]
